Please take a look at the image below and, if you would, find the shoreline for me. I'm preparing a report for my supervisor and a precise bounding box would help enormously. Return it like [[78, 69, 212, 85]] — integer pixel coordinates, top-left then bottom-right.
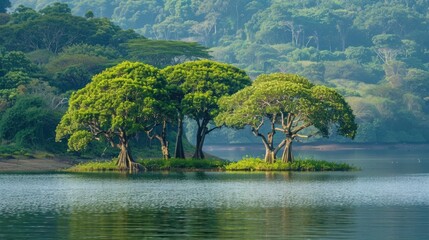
[[1, 143, 427, 172], [0, 158, 74, 172]]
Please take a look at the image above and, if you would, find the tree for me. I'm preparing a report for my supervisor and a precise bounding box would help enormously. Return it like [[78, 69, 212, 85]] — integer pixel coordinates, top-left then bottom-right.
[[85, 11, 94, 19], [39, 2, 72, 15], [372, 34, 403, 64], [45, 53, 111, 92], [0, 51, 37, 90], [125, 38, 211, 68], [4, 14, 96, 53], [216, 73, 357, 163], [162, 60, 251, 159], [93, 61, 176, 160], [56, 62, 171, 171], [0, 95, 60, 149]]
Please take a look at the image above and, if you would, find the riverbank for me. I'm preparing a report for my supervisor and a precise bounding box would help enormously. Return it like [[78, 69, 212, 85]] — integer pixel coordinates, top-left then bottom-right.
[[1, 143, 426, 172], [0, 158, 74, 172]]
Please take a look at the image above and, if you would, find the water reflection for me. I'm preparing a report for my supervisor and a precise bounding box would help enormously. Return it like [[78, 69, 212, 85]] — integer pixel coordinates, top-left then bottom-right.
[[1, 145, 429, 240], [2, 205, 428, 239]]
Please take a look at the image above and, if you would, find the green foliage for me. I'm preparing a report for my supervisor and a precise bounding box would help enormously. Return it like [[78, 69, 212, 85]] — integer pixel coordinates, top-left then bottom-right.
[[2, 13, 96, 53], [66, 158, 227, 172], [67, 130, 93, 151], [0, 4, 140, 54], [0, 95, 61, 149], [67, 159, 118, 172], [163, 60, 251, 121], [56, 61, 172, 154], [2, 1, 429, 148], [225, 157, 355, 171], [139, 158, 227, 171], [216, 73, 357, 162], [162, 60, 251, 158], [125, 38, 211, 67], [217, 73, 357, 139], [61, 44, 121, 59], [45, 52, 112, 92], [39, 2, 72, 15]]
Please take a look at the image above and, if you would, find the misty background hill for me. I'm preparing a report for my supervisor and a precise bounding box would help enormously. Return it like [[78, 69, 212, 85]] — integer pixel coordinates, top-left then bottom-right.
[[6, 0, 429, 145]]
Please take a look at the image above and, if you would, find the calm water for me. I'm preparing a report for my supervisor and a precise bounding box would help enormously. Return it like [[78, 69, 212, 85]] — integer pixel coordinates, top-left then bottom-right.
[[1, 145, 429, 239]]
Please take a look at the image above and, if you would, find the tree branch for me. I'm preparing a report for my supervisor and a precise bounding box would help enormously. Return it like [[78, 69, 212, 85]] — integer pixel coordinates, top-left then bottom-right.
[[274, 139, 286, 155], [206, 126, 220, 134], [292, 122, 312, 134]]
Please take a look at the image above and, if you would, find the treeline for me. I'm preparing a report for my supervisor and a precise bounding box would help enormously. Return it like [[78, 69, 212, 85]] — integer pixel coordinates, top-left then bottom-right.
[[0, 2, 209, 156], [5, 0, 429, 144]]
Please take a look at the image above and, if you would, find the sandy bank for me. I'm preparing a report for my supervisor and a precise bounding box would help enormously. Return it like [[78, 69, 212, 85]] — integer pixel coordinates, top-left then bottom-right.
[[0, 158, 73, 172]]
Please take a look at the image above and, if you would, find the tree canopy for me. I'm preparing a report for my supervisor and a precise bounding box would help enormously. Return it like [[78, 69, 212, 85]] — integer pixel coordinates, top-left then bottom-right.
[[126, 38, 211, 68]]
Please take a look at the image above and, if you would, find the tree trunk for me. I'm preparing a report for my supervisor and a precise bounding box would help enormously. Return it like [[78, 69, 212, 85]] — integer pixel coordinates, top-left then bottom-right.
[[116, 132, 141, 172], [282, 138, 294, 163], [160, 121, 170, 160], [192, 124, 206, 159], [264, 147, 275, 163], [174, 116, 185, 159]]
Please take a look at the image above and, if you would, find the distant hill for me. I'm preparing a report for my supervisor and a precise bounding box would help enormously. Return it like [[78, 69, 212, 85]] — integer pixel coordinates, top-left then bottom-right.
[[9, 0, 429, 143]]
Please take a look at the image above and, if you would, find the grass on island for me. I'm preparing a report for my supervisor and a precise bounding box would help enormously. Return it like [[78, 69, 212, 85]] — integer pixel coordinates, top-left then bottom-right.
[[67, 160, 119, 172], [66, 157, 355, 172], [226, 157, 355, 171], [66, 158, 227, 172]]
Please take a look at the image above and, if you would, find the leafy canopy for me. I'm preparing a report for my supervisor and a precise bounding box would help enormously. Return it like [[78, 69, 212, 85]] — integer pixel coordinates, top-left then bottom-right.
[[162, 60, 252, 121], [216, 73, 357, 140], [56, 61, 172, 151], [126, 38, 211, 67]]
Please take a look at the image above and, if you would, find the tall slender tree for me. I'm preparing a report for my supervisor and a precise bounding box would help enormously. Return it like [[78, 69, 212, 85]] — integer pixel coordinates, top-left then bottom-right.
[[163, 60, 251, 159]]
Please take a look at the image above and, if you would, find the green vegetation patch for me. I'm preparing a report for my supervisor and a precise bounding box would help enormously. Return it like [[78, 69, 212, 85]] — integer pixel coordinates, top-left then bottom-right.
[[139, 158, 227, 171], [66, 160, 118, 172], [66, 158, 227, 172], [225, 158, 355, 171], [67, 157, 354, 172]]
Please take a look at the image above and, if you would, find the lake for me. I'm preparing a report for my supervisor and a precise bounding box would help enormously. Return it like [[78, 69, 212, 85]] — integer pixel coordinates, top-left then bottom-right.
[[1, 144, 429, 239]]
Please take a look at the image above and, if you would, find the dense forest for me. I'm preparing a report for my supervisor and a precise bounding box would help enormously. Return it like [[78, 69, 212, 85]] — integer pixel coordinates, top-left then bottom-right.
[[2, 0, 429, 157], [0, 1, 210, 157]]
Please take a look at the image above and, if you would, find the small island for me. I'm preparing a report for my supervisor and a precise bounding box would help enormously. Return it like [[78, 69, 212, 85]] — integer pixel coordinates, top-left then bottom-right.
[[55, 60, 357, 173], [66, 157, 355, 172]]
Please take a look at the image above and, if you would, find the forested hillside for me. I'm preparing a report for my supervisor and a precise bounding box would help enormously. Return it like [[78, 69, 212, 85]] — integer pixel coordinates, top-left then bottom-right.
[[0, 2, 209, 157], [6, 0, 429, 144]]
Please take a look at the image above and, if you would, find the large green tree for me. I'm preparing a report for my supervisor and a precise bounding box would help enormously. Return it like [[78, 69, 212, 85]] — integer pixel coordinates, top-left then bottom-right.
[[91, 61, 176, 160], [162, 60, 251, 159], [56, 61, 171, 170], [216, 73, 357, 163]]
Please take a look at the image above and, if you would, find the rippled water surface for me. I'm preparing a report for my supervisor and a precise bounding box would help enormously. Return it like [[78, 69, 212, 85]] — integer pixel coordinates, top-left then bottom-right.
[[1, 145, 429, 239]]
